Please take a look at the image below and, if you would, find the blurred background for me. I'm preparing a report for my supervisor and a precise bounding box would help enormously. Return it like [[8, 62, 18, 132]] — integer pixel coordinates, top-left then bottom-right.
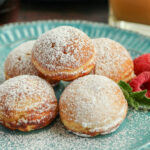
[[0, 0, 108, 25], [1, 0, 150, 36]]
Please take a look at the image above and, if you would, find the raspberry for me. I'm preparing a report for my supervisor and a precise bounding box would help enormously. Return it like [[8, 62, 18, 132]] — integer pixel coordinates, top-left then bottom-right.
[[134, 54, 150, 75], [130, 71, 150, 97]]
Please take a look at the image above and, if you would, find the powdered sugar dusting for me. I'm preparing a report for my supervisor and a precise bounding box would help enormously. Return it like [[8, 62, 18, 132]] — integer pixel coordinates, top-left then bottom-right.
[[71, 131, 92, 137], [60, 75, 127, 133], [32, 26, 95, 71], [4, 40, 39, 78], [0, 109, 150, 150], [0, 75, 57, 116], [92, 38, 133, 82]]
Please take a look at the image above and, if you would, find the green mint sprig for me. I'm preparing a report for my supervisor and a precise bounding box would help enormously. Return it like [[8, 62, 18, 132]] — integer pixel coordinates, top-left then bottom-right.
[[118, 80, 150, 111]]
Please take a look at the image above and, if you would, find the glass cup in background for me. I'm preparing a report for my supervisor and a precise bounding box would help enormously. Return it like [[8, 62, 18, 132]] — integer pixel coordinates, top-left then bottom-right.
[[0, 0, 19, 25], [109, 0, 150, 36]]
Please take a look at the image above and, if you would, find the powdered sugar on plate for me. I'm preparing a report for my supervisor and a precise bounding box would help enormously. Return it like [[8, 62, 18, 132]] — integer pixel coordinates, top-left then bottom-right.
[[0, 109, 150, 150]]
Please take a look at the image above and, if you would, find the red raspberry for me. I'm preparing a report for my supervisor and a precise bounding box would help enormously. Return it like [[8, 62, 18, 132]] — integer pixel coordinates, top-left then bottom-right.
[[130, 71, 150, 97], [134, 54, 150, 75]]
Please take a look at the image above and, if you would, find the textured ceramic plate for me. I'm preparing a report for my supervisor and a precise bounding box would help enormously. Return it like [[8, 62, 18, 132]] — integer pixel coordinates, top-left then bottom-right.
[[0, 20, 150, 150]]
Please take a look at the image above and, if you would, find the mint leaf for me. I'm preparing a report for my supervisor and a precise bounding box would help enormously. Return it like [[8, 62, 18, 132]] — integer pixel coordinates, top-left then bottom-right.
[[118, 80, 132, 93], [118, 80, 150, 111]]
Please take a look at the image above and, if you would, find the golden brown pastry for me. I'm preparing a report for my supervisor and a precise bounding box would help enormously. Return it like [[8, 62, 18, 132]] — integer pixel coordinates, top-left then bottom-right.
[[4, 40, 59, 86], [92, 38, 134, 82], [0, 75, 58, 131], [32, 26, 95, 81], [59, 75, 128, 137]]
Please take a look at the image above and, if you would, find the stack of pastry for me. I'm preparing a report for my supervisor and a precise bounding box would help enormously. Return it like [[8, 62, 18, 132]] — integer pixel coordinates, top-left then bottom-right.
[[0, 26, 134, 136]]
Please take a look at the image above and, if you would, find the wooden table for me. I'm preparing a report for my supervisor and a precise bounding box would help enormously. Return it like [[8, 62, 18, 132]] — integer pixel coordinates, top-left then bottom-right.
[[17, 0, 108, 23]]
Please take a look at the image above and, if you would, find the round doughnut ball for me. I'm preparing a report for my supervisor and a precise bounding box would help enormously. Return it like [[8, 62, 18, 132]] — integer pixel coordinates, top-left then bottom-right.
[[59, 75, 128, 137], [5, 41, 39, 78], [32, 26, 95, 81], [92, 38, 134, 83], [0, 75, 58, 131], [4, 41, 59, 86]]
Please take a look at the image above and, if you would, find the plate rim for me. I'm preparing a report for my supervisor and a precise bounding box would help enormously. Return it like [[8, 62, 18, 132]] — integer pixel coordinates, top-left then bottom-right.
[[0, 19, 150, 39]]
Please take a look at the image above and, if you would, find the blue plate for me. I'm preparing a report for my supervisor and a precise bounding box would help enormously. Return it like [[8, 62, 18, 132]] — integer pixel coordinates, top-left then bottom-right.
[[0, 20, 150, 150]]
